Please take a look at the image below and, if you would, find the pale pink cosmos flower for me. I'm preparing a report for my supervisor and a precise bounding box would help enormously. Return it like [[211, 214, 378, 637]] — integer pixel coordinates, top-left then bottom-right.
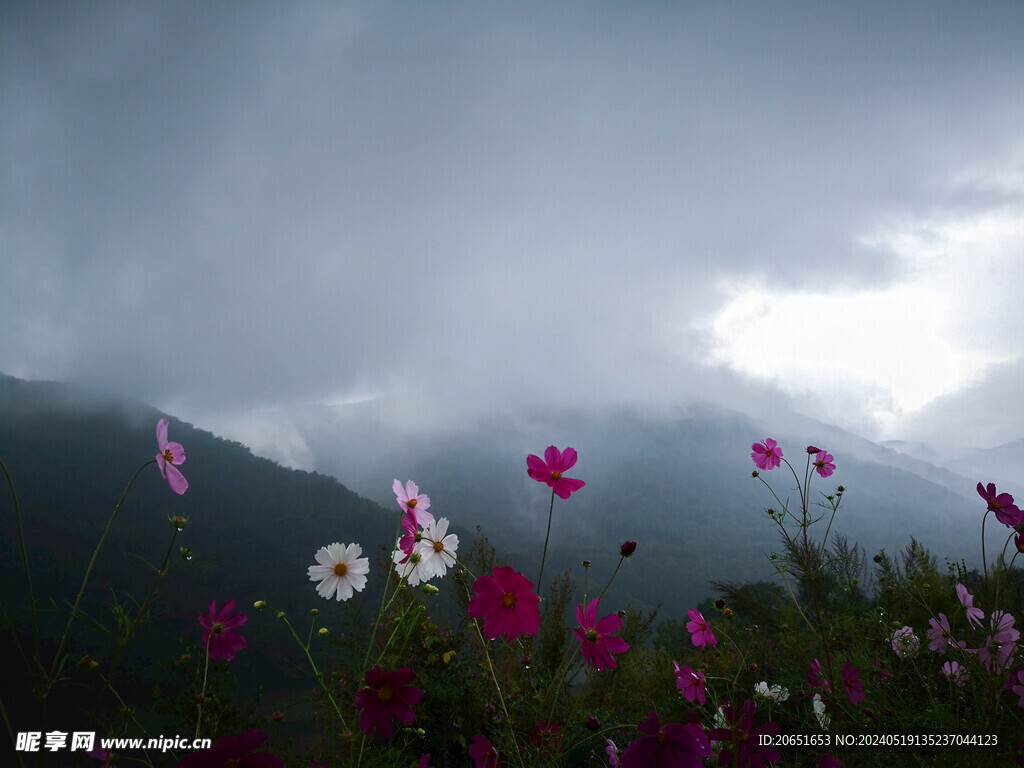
[[956, 583, 985, 629], [156, 419, 188, 495], [927, 614, 954, 654], [526, 446, 585, 499], [751, 438, 782, 471], [574, 598, 629, 671], [942, 661, 969, 688], [890, 626, 920, 658], [979, 611, 1020, 674], [686, 609, 717, 649], [813, 451, 836, 478], [394, 479, 434, 526]]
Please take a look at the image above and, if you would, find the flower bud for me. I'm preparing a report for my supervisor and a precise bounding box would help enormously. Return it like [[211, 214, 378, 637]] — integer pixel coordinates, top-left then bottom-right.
[[617, 609, 627, 618], [806, 445, 821, 454], [619, 541, 637, 557], [319, 627, 329, 637], [715, 599, 726, 609], [276, 611, 286, 620], [873, 555, 882, 563], [422, 584, 440, 595], [180, 546, 194, 560], [582, 560, 591, 568], [752, 470, 759, 478], [521, 655, 532, 666], [272, 711, 284, 723], [310, 608, 319, 616], [170, 515, 189, 530], [1016, 533, 1024, 554], [723, 608, 733, 618], [749, 663, 758, 672], [254, 600, 267, 610], [584, 715, 601, 731]]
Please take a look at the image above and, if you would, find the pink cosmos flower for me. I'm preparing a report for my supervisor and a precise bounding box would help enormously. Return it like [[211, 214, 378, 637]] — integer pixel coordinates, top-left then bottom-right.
[[575, 598, 629, 671], [942, 661, 969, 688], [808, 658, 831, 692], [685, 609, 717, 649], [468, 734, 501, 768], [673, 661, 707, 705], [842, 661, 864, 706], [707, 700, 780, 768], [927, 614, 953, 654], [978, 611, 1020, 674], [1012, 669, 1024, 707], [397, 512, 419, 563], [620, 710, 710, 768], [977, 482, 1023, 528], [751, 438, 782, 471], [353, 666, 422, 740], [606, 739, 621, 768], [178, 729, 282, 768], [156, 419, 188, 495], [956, 583, 985, 629], [890, 626, 920, 658], [467, 566, 541, 641], [813, 451, 836, 479], [393, 479, 433, 526], [199, 600, 246, 661], [527, 446, 585, 499]]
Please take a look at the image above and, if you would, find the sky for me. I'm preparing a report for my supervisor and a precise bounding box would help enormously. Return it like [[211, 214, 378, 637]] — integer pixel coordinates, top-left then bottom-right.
[[3, 1, 1024, 463]]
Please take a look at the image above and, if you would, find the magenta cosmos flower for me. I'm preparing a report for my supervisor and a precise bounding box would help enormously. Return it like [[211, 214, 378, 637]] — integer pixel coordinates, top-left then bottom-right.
[[673, 661, 707, 705], [156, 419, 188, 495], [841, 661, 864, 706], [199, 600, 246, 661], [527, 446, 585, 499], [707, 700, 780, 768], [354, 666, 422, 740], [177, 729, 282, 768], [620, 710, 710, 768], [468, 734, 501, 768], [977, 482, 1023, 528], [807, 658, 831, 692], [575, 598, 629, 671], [812, 451, 835, 478], [685, 609, 717, 649], [751, 438, 782, 471], [467, 566, 541, 641]]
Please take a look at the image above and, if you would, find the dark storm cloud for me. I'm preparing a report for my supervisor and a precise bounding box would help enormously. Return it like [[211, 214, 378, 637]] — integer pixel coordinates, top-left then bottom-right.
[[2, 1, 1023, 442]]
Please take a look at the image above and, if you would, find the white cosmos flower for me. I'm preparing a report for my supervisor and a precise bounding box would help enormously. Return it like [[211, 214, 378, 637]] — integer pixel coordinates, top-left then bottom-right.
[[392, 544, 434, 587], [813, 693, 830, 730], [754, 681, 790, 702], [417, 517, 459, 579], [308, 542, 370, 601]]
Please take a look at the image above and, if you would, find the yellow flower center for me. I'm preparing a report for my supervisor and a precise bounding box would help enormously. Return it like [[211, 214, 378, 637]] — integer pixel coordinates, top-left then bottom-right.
[[550, 471, 562, 480], [502, 592, 517, 609], [212, 622, 224, 635], [334, 562, 348, 577], [656, 731, 667, 746], [163, 449, 175, 464], [433, 540, 445, 552], [377, 685, 393, 703], [407, 498, 418, 508]]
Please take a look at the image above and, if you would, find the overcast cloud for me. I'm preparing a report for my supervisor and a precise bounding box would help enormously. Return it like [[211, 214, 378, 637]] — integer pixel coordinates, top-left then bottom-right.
[[3, 1, 1023, 459]]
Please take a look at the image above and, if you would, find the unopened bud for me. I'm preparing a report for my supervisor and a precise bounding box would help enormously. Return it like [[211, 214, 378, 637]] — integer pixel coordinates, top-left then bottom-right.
[[319, 627, 329, 637], [254, 600, 267, 610], [423, 584, 440, 595], [619, 541, 637, 557], [170, 515, 189, 530]]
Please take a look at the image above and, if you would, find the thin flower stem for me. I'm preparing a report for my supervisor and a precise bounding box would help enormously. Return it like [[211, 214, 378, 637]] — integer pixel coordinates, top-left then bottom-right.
[[535, 489, 556, 599], [195, 635, 212, 740], [981, 510, 990, 595], [278, 614, 349, 731], [597, 555, 625, 604], [0, 456, 40, 662], [46, 460, 156, 688], [469, 616, 527, 768], [361, 513, 406, 675], [0, 693, 27, 768]]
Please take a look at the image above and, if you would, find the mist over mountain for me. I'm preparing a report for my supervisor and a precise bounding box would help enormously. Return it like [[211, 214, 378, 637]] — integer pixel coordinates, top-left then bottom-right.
[[1, 372, 1005, 642]]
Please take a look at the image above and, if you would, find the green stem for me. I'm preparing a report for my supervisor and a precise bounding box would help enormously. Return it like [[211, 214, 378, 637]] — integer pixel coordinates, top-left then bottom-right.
[[46, 460, 155, 688], [535, 489, 556, 599], [195, 635, 212, 740], [0, 456, 40, 660], [597, 555, 625, 605]]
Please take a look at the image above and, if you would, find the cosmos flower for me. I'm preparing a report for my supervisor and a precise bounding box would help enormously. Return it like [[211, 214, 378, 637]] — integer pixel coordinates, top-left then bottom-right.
[[467, 566, 541, 641], [813, 694, 830, 729], [673, 661, 707, 705], [527, 446, 586, 499], [468, 735, 501, 768], [307, 543, 370, 601], [707, 700, 780, 767], [353, 666, 422, 740], [754, 681, 790, 702], [574, 598, 629, 671], [841, 662, 864, 706], [177, 729, 282, 768], [685, 609, 717, 649], [198, 600, 246, 661], [808, 658, 831, 693], [977, 482, 1023, 528], [941, 661, 969, 688], [751, 438, 783, 471], [927, 614, 954, 654], [956, 584, 985, 629], [393, 479, 434, 526], [621, 710, 710, 768], [156, 419, 188, 495], [890, 626, 920, 658], [417, 517, 459, 579], [812, 451, 835, 478]]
